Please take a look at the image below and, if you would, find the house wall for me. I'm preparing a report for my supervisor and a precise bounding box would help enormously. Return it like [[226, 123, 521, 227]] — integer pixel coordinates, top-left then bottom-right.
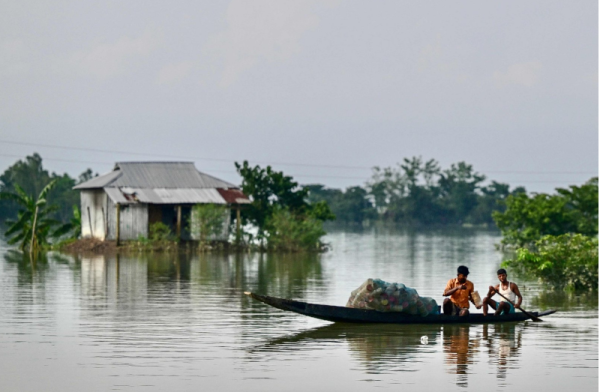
[[106, 198, 148, 240], [81, 190, 230, 241], [80, 190, 108, 240]]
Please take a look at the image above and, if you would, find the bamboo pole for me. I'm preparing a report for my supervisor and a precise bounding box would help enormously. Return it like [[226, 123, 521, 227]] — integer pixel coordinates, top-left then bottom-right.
[[87, 206, 94, 238], [115, 203, 121, 246], [176, 205, 182, 240], [102, 207, 106, 240], [236, 205, 241, 244]]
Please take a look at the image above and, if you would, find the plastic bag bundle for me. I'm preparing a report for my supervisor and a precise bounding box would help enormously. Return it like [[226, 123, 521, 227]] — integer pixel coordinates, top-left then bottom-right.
[[346, 278, 439, 316]]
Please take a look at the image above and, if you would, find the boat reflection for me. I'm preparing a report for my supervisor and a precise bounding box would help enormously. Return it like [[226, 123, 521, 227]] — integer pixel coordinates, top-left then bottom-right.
[[248, 323, 442, 373]]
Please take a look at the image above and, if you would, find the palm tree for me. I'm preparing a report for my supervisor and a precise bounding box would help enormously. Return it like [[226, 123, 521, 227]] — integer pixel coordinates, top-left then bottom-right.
[[0, 179, 59, 252]]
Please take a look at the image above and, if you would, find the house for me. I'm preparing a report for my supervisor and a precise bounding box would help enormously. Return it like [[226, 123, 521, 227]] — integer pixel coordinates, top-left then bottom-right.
[[73, 162, 250, 242]]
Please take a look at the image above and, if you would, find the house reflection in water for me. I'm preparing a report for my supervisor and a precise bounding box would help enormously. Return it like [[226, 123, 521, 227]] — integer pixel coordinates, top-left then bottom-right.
[[79, 254, 150, 315]]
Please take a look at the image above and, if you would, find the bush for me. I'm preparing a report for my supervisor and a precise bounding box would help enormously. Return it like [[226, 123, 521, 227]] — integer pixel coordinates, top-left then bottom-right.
[[493, 178, 598, 247], [190, 204, 226, 243], [502, 234, 598, 292], [266, 207, 327, 252], [149, 222, 174, 242]]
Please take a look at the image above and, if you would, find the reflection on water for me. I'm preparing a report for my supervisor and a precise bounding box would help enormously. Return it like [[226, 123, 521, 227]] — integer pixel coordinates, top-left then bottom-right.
[[482, 323, 522, 382], [443, 325, 477, 387], [0, 228, 597, 392], [249, 323, 442, 374]]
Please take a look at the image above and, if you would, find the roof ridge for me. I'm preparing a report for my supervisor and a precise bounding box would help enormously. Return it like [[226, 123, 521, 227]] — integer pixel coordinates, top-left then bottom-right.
[[116, 161, 194, 165]]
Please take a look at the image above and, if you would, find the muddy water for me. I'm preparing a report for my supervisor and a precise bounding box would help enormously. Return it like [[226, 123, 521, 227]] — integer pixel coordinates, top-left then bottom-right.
[[0, 228, 596, 391]]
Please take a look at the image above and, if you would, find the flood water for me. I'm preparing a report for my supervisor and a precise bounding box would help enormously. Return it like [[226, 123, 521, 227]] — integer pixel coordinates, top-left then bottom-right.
[[0, 228, 597, 391]]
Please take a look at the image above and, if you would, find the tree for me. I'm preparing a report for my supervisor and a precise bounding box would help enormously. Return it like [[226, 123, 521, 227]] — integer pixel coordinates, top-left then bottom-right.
[[502, 234, 598, 291], [556, 177, 598, 235], [266, 206, 327, 252], [366, 157, 437, 222], [468, 181, 525, 225], [0, 153, 95, 224], [306, 184, 375, 225], [235, 161, 334, 234], [0, 153, 51, 221], [235, 161, 333, 249], [438, 162, 486, 224], [0, 180, 60, 252], [493, 178, 598, 247]]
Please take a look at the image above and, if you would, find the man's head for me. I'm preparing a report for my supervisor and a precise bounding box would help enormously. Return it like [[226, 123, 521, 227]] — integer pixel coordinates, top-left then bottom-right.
[[497, 268, 507, 283], [457, 265, 469, 283]]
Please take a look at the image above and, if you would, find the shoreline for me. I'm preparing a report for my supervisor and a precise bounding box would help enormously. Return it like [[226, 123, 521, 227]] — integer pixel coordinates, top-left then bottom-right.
[[54, 238, 328, 255]]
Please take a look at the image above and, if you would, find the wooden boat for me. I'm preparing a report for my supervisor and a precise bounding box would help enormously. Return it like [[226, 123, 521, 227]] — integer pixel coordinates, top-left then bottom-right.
[[245, 292, 557, 324]]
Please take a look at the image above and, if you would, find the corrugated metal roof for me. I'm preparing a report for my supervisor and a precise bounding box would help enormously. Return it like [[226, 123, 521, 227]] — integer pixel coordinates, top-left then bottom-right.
[[104, 187, 129, 204], [73, 170, 122, 189], [74, 162, 237, 189], [108, 187, 228, 205], [217, 188, 251, 204]]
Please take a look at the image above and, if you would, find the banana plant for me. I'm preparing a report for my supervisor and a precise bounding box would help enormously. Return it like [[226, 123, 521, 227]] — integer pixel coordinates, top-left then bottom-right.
[[0, 179, 59, 252]]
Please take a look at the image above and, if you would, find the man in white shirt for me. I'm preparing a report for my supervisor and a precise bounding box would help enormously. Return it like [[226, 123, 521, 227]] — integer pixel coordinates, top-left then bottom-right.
[[482, 268, 523, 316]]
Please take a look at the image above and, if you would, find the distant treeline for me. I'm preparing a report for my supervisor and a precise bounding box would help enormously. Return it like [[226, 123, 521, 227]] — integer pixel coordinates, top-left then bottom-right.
[[0, 153, 590, 231], [307, 157, 527, 227], [0, 154, 96, 224]]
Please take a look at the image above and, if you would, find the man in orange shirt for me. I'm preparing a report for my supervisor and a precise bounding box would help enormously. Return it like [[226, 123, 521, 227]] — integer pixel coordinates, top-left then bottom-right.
[[443, 266, 481, 316]]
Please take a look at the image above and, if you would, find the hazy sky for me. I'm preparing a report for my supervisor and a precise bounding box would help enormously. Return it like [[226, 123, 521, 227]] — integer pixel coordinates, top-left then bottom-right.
[[1, 0, 597, 193]]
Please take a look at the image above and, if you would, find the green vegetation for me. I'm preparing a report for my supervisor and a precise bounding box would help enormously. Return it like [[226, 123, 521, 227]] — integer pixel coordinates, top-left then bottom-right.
[[52, 205, 82, 240], [235, 161, 334, 251], [0, 179, 60, 252], [0, 154, 94, 224], [190, 204, 227, 245], [306, 185, 376, 225], [493, 178, 598, 247], [495, 178, 598, 292], [266, 206, 327, 252], [502, 234, 598, 291], [0, 153, 595, 264], [308, 157, 525, 226], [134, 222, 178, 250]]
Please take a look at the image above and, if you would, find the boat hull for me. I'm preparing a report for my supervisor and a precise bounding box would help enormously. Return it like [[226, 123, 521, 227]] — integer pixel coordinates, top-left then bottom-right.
[[246, 292, 556, 324]]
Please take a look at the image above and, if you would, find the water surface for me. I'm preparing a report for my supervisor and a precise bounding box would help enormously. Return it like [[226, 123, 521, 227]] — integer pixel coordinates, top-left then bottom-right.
[[0, 228, 597, 391]]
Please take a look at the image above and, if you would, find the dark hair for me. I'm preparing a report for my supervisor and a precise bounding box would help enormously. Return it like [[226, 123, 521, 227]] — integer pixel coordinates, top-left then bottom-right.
[[457, 265, 469, 276], [497, 268, 507, 275]]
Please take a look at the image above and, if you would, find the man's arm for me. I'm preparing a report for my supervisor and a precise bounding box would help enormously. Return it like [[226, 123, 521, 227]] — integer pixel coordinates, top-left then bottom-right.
[[443, 284, 466, 296], [511, 283, 523, 308], [486, 285, 498, 298]]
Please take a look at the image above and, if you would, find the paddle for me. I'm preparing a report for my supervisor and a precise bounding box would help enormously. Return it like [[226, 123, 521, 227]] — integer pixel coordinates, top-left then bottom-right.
[[493, 289, 543, 322]]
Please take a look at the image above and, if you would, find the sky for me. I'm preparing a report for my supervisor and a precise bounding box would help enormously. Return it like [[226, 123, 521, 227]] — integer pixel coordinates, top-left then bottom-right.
[[0, 0, 597, 193]]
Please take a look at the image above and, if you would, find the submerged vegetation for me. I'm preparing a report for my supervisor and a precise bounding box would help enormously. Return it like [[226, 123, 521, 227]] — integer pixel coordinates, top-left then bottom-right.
[[190, 204, 227, 245], [0, 153, 596, 261], [493, 177, 598, 247], [0, 179, 60, 252], [235, 161, 334, 251], [496, 178, 598, 292], [502, 234, 598, 292]]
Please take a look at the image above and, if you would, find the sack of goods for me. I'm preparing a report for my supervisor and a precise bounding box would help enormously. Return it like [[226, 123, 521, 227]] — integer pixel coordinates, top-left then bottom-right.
[[346, 278, 439, 317]]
